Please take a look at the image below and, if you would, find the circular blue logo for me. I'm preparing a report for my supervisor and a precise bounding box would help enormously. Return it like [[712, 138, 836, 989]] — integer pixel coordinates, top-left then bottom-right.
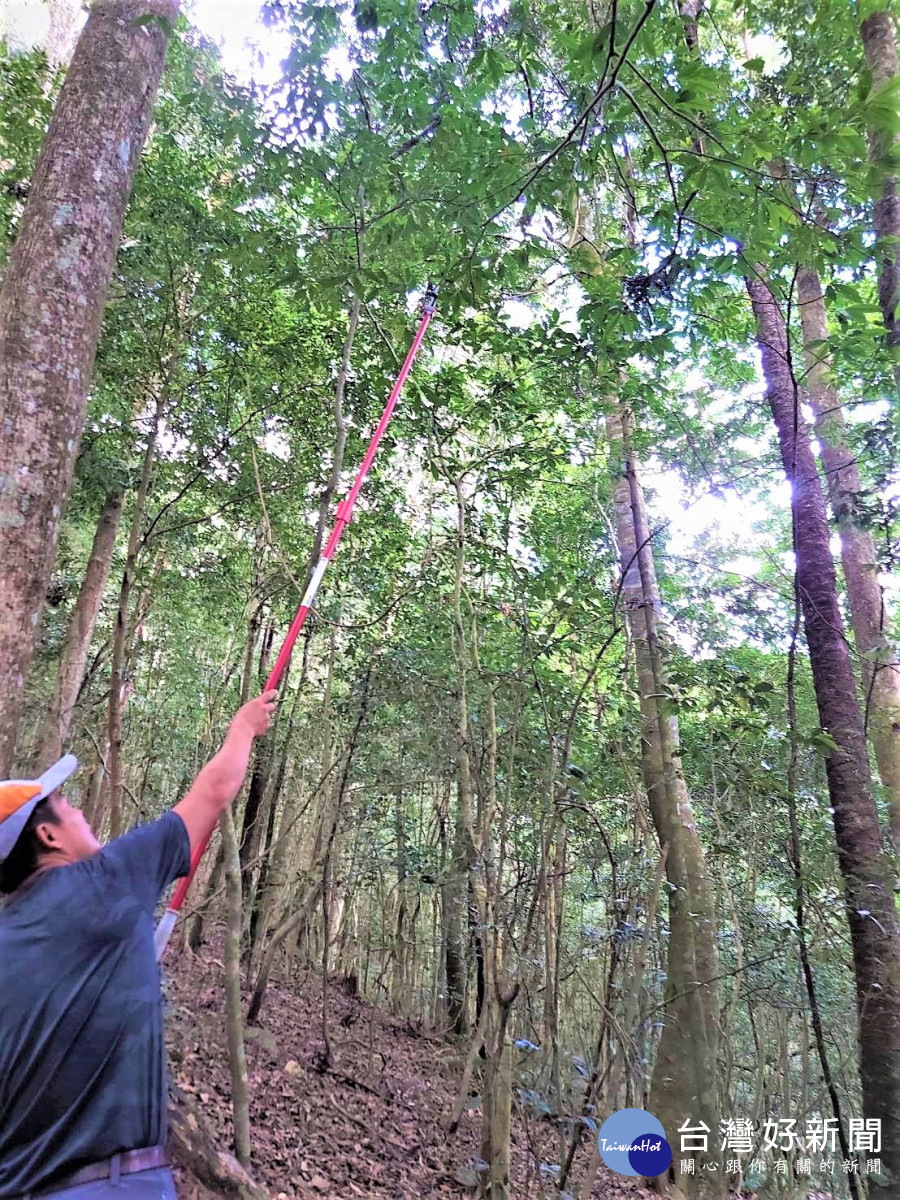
[[628, 1130, 673, 1176], [598, 1108, 672, 1178]]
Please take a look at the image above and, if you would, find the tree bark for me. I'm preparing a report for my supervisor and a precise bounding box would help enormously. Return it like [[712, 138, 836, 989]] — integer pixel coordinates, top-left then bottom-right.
[[481, 1008, 514, 1200], [0, 0, 178, 776], [219, 607, 255, 1163], [248, 744, 286, 940], [237, 596, 266, 902], [221, 805, 252, 1166], [860, 7, 900, 394], [607, 405, 722, 1195], [747, 273, 900, 1196], [391, 768, 411, 1014], [36, 488, 123, 766], [785, 588, 859, 1200], [249, 667, 307, 968], [239, 726, 275, 900], [167, 1083, 266, 1200], [796, 265, 900, 850], [608, 844, 668, 1110], [445, 476, 478, 1037], [542, 805, 565, 1113]]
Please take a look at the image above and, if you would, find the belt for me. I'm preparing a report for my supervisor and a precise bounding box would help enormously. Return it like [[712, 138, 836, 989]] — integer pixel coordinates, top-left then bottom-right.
[[16, 1147, 169, 1200]]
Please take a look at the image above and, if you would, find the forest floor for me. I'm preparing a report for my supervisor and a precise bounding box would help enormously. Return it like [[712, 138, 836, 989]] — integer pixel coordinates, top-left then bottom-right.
[[164, 939, 654, 1200]]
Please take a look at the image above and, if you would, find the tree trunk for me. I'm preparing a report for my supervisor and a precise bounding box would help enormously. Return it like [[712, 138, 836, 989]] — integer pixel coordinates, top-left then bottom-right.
[[543, 815, 565, 1115], [167, 1083, 267, 1200], [481, 1012, 514, 1200], [392, 770, 410, 1014], [221, 804, 251, 1166], [796, 265, 900, 850], [445, 477, 478, 1037], [746, 273, 900, 1196], [106, 395, 164, 840], [607, 405, 722, 1194], [0, 0, 178, 776], [249, 644, 380, 1023], [190, 598, 262, 951], [479, 900, 518, 1200], [237, 600, 267, 905], [239, 726, 274, 900], [785, 594, 859, 1200], [248, 748, 287, 955], [249, 678, 307, 969], [608, 844, 668, 1110], [860, 7, 900, 394], [36, 488, 123, 766], [465, 615, 518, 1200], [81, 734, 107, 828]]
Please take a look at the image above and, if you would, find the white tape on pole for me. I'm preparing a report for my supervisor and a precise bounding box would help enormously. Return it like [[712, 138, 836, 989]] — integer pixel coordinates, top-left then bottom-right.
[[300, 557, 329, 610], [154, 908, 179, 961]]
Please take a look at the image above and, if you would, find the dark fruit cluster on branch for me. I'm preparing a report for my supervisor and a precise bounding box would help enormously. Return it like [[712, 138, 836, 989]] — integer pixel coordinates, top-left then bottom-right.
[[623, 258, 683, 316]]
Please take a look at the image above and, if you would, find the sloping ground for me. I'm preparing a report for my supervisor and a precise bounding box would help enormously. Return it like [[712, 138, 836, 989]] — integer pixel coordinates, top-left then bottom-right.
[[163, 942, 651, 1200]]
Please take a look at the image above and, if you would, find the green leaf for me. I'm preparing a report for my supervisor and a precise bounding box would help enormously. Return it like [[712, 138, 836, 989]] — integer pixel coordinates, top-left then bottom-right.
[[809, 728, 841, 756]]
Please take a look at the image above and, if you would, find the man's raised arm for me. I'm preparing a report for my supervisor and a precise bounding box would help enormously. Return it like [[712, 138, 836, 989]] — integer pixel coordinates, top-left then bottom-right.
[[174, 691, 277, 856]]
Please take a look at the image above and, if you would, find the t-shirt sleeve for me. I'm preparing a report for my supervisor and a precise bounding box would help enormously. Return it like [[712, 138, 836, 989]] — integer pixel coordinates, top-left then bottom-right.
[[93, 811, 191, 913]]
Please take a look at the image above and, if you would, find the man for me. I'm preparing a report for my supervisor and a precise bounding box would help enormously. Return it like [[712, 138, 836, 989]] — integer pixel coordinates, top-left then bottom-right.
[[0, 690, 277, 1199]]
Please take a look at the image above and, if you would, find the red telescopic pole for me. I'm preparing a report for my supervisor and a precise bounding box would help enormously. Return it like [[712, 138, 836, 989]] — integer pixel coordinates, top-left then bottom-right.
[[154, 287, 438, 960]]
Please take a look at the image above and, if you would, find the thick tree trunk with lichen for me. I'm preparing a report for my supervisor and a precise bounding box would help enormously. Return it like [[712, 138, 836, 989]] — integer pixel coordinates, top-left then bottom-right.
[[0, 0, 179, 777], [36, 488, 124, 767], [607, 406, 722, 1195], [747, 274, 900, 1197], [796, 265, 900, 850], [860, 7, 900, 394]]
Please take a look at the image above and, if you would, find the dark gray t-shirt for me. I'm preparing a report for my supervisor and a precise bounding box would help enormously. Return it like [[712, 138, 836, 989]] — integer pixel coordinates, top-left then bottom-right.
[[0, 811, 190, 1194]]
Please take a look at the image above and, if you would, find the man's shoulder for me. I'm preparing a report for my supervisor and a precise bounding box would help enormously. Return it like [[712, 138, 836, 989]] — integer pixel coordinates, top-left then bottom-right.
[[101, 811, 188, 862], [94, 811, 190, 910], [1, 812, 189, 929], [1, 865, 75, 911], [0, 864, 97, 946]]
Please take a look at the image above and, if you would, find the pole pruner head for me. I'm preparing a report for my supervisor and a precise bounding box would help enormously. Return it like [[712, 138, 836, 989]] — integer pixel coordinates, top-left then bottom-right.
[[422, 282, 439, 315]]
